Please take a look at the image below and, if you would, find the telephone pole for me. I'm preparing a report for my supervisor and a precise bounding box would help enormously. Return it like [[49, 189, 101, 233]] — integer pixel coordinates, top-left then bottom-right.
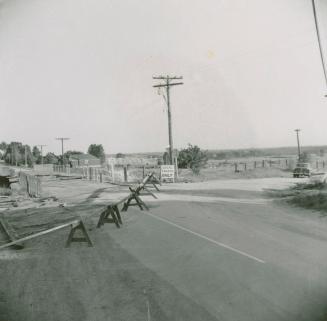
[[55, 138, 69, 165], [37, 145, 47, 165], [295, 129, 301, 160], [153, 75, 183, 165], [311, 0, 327, 95], [25, 146, 28, 167]]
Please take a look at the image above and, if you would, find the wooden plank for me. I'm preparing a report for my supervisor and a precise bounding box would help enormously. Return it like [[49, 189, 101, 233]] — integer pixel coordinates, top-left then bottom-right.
[[0, 215, 24, 249], [0, 219, 80, 250]]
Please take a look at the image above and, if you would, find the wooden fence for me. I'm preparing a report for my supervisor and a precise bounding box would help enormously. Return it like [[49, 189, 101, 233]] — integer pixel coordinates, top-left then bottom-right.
[[53, 164, 161, 184], [207, 158, 327, 173], [18, 172, 42, 197]]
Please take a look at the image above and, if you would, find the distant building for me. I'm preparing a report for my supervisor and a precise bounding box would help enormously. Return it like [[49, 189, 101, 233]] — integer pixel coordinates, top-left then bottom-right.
[[69, 154, 101, 167]]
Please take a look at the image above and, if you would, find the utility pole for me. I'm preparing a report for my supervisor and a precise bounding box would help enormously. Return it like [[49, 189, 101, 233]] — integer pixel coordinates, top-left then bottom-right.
[[25, 145, 28, 167], [55, 138, 69, 165], [295, 129, 301, 161], [153, 76, 183, 165], [37, 145, 47, 166], [13, 143, 18, 166], [311, 0, 327, 95]]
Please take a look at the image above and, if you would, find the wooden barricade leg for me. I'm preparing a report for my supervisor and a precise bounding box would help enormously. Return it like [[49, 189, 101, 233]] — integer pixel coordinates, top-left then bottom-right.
[[65, 220, 93, 247], [122, 191, 149, 212], [113, 205, 123, 225], [97, 206, 120, 228], [97, 210, 107, 228], [151, 182, 160, 191], [151, 174, 161, 187], [0, 216, 24, 250], [135, 194, 149, 210], [142, 186, 157, 199], [122, 198, 132, 212]]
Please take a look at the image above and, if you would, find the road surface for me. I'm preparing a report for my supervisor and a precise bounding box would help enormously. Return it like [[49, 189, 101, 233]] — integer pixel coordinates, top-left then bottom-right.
[[1, 177, 327, 321]]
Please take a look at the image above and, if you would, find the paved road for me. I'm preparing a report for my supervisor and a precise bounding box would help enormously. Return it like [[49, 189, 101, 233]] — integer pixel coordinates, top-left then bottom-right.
[[2, 177, 327, 321], [106, 178, 327, 321]]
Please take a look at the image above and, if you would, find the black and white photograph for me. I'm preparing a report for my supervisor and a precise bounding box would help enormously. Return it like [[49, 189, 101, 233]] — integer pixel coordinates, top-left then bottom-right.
[[1, 0, 327, 320]]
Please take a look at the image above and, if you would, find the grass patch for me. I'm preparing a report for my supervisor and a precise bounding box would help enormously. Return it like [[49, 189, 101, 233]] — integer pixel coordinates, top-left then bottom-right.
[[178, 167, 291, 182], [289, 192, 327, 213], [267, 181, 327, 215]]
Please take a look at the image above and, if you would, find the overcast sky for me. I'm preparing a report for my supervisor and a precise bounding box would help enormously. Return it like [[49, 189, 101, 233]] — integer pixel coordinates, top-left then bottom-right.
[[1, 0, 327, 155]]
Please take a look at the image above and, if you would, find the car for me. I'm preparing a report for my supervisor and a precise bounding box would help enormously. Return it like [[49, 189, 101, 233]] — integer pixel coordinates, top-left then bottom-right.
[[293, 163, 312, 178], [309, 171, 327, 184]]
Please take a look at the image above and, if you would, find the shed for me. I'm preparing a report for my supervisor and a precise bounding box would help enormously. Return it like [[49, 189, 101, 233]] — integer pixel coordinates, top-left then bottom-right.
[[69, 154, 101, 167]]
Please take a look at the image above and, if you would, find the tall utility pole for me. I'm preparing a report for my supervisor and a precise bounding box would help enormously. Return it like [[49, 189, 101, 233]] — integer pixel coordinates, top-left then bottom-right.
[[153, 76, 183, 165], [295, 129, 301, 160], [311, 0, 327, 94], [13, 143, 18, 166], [55, 138, 69, 165], [38, 145, 47, 165], [25, 146, 28, 167]]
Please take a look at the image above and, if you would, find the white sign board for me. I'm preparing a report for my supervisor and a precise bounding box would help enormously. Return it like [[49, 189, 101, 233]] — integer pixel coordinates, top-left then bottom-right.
[[160, 165, 175, 182]]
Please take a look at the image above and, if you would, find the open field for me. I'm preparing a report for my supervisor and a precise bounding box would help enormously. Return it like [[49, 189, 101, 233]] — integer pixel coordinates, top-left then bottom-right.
[[2, 175, 327, 320], [178, 167, 292, 182]]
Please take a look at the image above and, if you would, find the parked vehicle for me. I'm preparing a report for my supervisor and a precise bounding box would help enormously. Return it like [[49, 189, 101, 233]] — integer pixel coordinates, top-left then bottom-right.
[[293, 163, 312, 178], [309, 172, 327, 184]]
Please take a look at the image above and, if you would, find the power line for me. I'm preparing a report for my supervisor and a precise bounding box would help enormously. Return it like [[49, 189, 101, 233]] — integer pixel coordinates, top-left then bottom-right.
[[55, 138, 70, 165], [311, 0, 327, 95], [153, 75, 183, 165]]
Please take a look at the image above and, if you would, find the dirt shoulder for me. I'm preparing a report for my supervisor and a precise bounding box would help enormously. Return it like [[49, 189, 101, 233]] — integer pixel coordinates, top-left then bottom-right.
[[0, 175, 221, 321]]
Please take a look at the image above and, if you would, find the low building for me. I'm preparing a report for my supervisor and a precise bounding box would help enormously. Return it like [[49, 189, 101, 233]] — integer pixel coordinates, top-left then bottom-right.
[[69, 154, 101, 167]]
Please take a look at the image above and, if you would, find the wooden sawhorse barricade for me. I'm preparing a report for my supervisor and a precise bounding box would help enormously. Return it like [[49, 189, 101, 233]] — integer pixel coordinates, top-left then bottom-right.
[[97, 172, 160, 229], [0, 218, 93, 250]]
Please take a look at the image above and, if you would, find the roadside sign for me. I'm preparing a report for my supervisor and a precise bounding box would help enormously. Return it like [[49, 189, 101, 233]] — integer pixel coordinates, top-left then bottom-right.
[[160, 165, 175, 182]]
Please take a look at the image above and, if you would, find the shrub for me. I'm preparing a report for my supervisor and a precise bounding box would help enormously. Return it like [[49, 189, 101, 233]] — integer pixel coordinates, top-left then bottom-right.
[[178, 144, 208, 175]]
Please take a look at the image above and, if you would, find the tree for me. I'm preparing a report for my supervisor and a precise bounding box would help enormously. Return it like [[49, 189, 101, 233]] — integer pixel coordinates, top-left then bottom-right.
[[44, 152, 59, 164], [177, 144, 208, 175], [3, 142, 34, 166], [65, 150, 83, 156], [87, 144, 105, 163], [61, 150, 83, 165], [32, 146, 41, 164], [320, 149, 325, 157], [116, 153, 125, 158], [0, 142, 7, 152]]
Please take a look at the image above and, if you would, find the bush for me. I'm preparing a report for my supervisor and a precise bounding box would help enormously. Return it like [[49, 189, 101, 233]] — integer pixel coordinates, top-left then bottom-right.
[[178, 144, 208, 175]]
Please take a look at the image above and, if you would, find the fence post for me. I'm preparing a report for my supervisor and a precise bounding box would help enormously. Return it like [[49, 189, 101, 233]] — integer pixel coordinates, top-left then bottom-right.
[[124, 166, 128, 182], [262, 160, 265, 168], [111, 163, 115, 183], [254, 161, 257, 169], [234, 163, 238, 172], [244, 163, 247, 171], [174, 156, 179, 180]]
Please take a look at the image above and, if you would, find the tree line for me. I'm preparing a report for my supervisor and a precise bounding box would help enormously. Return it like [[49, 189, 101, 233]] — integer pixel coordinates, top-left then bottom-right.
[[0, 141, 105, 167]]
